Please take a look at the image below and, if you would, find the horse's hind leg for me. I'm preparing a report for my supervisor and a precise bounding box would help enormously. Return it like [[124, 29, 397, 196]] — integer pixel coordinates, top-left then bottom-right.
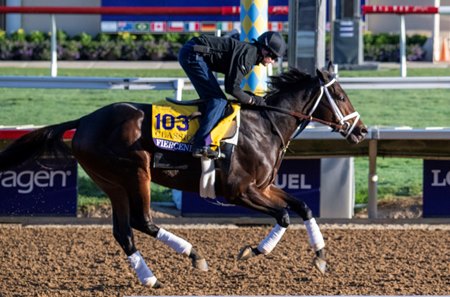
[[81, 169, 162, 287], [130, 218, 209, 272], [123, 157, 208, 272]]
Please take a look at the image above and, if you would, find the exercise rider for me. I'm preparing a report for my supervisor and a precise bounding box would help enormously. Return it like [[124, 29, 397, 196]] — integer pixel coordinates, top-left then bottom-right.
[[178, 31, 287, 158]]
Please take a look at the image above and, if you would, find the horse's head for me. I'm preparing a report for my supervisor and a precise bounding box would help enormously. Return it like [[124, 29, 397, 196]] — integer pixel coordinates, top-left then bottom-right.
[[312, 61, 367, 144]]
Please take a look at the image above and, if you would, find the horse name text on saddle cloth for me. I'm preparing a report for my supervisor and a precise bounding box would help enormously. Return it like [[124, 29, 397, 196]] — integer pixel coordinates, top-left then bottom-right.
[[151, 102, 240, 153]]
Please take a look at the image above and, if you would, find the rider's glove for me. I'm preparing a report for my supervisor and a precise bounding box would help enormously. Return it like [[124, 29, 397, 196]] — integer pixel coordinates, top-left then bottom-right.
[[250, 95, 266, 106], [243, 91, 266, 106]]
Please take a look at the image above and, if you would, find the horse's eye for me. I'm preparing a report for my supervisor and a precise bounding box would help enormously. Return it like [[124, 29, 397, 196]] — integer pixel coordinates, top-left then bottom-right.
[[339, 94, 345, 101]]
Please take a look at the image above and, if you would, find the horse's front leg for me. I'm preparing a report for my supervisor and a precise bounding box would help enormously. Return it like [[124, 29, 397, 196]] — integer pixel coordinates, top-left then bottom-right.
[[234, 185, 290, 260], [236, 185, 326, 274], [237, 220, 288, 260], [270, 186, 327, 274]]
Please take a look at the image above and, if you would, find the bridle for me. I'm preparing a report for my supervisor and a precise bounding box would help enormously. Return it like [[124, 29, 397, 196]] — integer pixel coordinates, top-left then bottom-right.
[[259, 74, 361, 162], [308, 76, 361, 139], [257, 73, 361, 186], [263, 75, 360, 140]]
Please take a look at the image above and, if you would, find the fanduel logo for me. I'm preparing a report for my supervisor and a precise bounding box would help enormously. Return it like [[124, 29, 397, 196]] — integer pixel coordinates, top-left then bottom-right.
[[430, 169, 450, 187], [275, 174, 312, 190], [0, 170, 72, 194]]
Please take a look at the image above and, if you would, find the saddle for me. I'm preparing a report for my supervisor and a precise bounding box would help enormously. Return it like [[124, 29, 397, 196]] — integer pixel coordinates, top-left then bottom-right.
[[152, 98, 240, 168]]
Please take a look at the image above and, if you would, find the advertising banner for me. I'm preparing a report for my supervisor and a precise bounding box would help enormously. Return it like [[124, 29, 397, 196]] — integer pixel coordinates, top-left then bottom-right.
[[101, 0, 288, 22], [0, 158, 78, 216], [182, 159, 320, 217], [423, 160, 450, 217]]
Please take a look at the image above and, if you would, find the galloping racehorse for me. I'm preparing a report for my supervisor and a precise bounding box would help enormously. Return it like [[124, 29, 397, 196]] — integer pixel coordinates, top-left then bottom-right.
[[0, 62, 367, 288]]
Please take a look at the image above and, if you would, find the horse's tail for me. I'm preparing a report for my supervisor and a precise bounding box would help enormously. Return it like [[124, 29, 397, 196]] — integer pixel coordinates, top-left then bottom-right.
[[0, 119, 80, 171]]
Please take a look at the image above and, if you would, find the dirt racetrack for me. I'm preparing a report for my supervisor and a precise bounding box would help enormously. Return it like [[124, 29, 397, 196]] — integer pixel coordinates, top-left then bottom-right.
[[0, 224, 449, 296]]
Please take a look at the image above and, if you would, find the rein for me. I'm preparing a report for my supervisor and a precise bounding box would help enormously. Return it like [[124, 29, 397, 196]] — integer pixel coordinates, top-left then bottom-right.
[[262, 104, 345, 130], [257, 75, 360, 173], [261, 75, 360, 139]]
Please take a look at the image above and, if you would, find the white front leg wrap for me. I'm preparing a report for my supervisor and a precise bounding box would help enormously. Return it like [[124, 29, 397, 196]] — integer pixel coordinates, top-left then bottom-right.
[[127, 251, 157, 287], [156, 228, 192, 256], [257, 224, 287, 255], [304, 218, 325, 251], [200, 157, 216, 198]]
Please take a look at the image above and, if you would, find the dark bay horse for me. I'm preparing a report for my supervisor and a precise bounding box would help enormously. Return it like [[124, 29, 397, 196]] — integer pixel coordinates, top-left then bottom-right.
[[0, 62, 366, 288]]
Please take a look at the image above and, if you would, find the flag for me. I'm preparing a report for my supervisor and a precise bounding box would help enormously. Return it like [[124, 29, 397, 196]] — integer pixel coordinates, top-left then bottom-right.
[[201, 22, 216, 32], [168, 21, 184, 32], [268, 22, 283, 32], [150, 22, 166, 32], [185, 22, 200, 32], [218, 22, 233, 32]]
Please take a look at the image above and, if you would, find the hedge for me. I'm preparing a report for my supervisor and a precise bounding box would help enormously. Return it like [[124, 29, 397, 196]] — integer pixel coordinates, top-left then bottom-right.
[[0, 29, 428, 62]]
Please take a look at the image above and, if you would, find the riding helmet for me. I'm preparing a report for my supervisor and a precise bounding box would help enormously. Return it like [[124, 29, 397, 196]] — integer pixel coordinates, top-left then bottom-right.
[[257, 31, 287, 58]]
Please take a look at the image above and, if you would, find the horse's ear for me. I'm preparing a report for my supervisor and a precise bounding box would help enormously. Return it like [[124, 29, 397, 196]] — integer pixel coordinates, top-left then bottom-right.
[[316, 68, 326, 81], [327, 61, 334, 73]]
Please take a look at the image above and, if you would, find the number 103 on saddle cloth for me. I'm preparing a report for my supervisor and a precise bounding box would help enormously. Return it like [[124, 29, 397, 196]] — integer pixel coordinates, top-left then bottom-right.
[[151, 101, 240, 153]]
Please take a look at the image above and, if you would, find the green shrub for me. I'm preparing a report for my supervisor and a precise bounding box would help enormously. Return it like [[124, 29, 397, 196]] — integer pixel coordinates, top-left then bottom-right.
[[363, 32, 428, 62], [0, 29, 429, 62]]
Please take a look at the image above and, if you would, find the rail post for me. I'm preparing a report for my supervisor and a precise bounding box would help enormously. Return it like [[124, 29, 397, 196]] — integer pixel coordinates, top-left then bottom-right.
[[399, 14, 407, 78], [362, 5, 450, 77], [368, 139, 378, 218], [50, 14, 57, 77]]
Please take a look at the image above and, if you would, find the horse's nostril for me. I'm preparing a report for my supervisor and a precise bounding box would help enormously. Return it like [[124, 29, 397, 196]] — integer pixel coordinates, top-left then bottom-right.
[[361, 127, 368, 135]]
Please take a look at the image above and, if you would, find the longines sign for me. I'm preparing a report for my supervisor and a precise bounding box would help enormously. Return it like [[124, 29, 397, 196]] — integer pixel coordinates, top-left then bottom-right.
[[182, 159, 320, 217], [423, 160, 450, 217]]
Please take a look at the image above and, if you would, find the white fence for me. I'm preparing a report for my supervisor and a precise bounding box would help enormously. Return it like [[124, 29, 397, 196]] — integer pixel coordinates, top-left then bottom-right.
[[2, 76, 450, 92], [0, 76, 185, 100], [1, 75, 450, 218]]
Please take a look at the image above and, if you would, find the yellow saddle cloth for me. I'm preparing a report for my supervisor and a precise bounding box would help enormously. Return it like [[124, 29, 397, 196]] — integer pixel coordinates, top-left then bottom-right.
[[152, 101, 240, 153]]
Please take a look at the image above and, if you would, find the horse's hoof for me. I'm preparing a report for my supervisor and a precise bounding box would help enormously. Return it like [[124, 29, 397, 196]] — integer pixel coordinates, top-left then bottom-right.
[[193, 258, 209, 272], [313, 256, 327, 275], [152, 280, 164, 289], [237, 245, 255, 261]]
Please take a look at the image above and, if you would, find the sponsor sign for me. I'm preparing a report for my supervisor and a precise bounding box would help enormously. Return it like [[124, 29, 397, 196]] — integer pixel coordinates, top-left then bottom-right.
[[182, 159, 320, 217], [0, 158, 78, 216], [423, 160, 450, 217], [101, 0, 288, 23]]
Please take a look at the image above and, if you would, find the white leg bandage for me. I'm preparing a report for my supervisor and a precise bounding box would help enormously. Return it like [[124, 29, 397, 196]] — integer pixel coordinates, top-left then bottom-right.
[[200, 157, 216, 198], [156, 228, 192, 256], [127, 251, 157, 287], [304, 218, 325, 251], [257, 224, 287, 255]]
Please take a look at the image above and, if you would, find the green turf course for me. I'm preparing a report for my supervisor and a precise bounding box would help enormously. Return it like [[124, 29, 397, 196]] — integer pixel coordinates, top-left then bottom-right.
[[1, 66, 449, 206]]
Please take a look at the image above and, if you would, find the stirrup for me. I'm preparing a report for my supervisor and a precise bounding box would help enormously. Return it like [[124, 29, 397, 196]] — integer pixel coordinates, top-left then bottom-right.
[[192, 146, 224, 159]]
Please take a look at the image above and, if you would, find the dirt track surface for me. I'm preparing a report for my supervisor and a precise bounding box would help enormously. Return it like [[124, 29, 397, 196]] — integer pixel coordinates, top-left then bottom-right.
[[0, 224, 449, 296]]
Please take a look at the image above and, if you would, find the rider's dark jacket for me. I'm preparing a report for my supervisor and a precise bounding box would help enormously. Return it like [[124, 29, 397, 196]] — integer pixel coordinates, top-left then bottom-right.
[[192, 34, 263, 104]]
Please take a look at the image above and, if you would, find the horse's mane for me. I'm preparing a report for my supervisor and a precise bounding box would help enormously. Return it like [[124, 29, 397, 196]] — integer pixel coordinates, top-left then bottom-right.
[[266, 68, 314, 98]]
